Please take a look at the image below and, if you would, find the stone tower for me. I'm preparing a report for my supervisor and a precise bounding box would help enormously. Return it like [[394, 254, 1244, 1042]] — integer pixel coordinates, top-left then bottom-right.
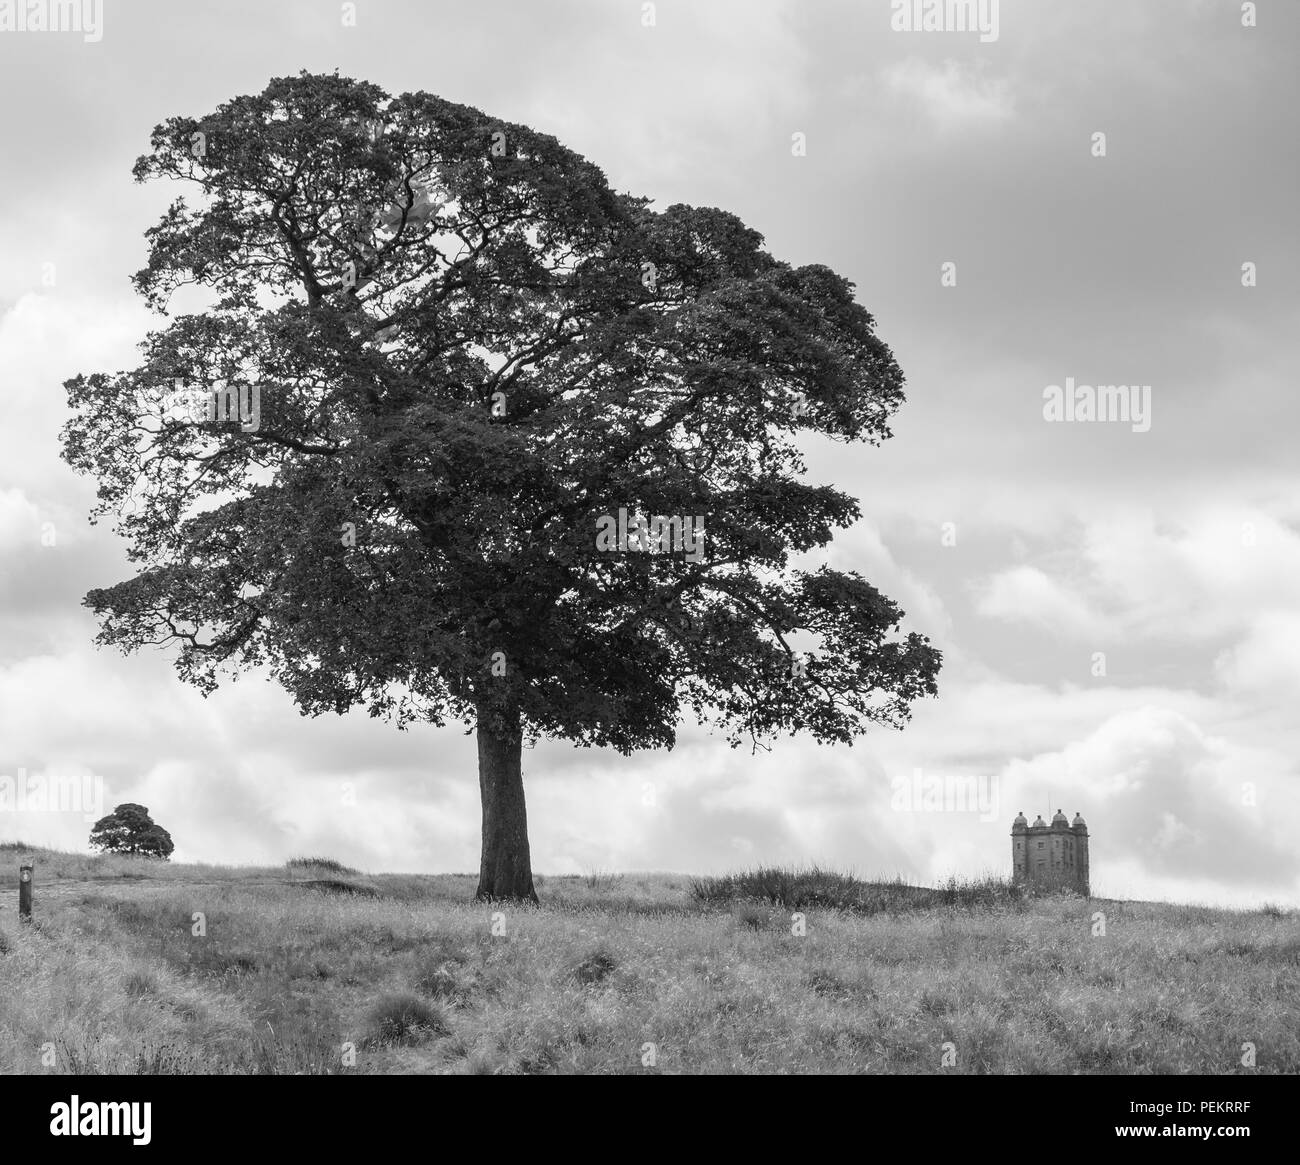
[[1011, 809, 1089, 894]]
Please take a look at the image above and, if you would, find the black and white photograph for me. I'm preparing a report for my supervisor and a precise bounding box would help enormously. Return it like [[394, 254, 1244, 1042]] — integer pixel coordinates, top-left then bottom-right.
[[0, 0, 1295, 1140]]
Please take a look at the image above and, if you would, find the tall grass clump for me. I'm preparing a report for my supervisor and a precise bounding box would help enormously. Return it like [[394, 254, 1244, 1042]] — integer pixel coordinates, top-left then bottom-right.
[[689, 866, 1044, 915], [286, 857, 359, 876], [363, 994, 449, 1046]]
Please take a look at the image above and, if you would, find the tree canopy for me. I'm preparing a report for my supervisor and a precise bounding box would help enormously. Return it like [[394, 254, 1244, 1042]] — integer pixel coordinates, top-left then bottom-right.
[[89, 803, 175, 859]]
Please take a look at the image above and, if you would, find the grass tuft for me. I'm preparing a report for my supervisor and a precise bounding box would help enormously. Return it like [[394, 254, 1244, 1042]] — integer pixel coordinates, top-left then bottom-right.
[[124, 970, 158, 999], [287, 857, 359, 875], [363, 993, 449, 1046], [583, 867, 624, 892], [570, 946, 618, 985]]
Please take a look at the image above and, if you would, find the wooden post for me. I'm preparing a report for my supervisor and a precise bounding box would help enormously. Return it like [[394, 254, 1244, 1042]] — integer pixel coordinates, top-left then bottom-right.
[[18, 863, 32, 922]]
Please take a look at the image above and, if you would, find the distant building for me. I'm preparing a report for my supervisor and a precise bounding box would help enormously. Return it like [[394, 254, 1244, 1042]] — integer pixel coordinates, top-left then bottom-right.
[[1011, 809, 1089, 895]]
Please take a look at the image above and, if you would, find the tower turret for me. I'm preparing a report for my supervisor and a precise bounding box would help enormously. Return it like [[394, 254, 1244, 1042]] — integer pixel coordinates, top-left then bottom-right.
[[1010, 811, 1029, 881], [1072, 811, 1090, 895]]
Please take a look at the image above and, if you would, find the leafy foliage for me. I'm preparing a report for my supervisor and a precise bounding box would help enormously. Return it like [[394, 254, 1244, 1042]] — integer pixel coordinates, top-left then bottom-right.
[[89, 803, 175, 860], [59, 70, 939, 757]]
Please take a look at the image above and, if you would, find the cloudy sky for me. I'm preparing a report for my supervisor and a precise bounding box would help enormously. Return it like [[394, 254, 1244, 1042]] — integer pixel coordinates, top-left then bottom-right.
[[1, 0, 1296, 906]]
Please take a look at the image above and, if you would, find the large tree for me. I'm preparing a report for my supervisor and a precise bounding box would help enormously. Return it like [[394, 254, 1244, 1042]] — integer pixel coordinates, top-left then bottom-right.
[[61, 73, 941, 902]]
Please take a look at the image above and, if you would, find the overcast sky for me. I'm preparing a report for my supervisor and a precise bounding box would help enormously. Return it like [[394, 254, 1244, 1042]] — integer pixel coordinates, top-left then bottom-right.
[[1, 0, 1296, 906]]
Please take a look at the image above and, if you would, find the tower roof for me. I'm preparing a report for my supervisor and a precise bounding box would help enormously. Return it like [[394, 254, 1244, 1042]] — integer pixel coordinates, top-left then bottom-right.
[[1052, 808, 1069, 826]]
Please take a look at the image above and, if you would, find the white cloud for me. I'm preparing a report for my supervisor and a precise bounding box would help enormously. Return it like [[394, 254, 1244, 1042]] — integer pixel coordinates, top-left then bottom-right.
[[974, 565, 1107, 637], [1081, 507, 1300, 641], [881, 57, 1014, 126], [1215, 611, 1300, 706]]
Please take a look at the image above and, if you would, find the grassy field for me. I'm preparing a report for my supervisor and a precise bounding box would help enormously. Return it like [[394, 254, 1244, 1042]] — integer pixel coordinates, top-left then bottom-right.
[[0, 841, 1296, 1074]]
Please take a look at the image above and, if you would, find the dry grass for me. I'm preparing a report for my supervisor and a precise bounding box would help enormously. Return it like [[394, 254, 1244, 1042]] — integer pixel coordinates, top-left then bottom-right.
[[0, 843, 1296, 1074]]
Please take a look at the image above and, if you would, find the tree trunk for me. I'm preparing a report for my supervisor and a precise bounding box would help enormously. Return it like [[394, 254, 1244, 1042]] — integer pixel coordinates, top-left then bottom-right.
[[475, 700, 538, 903]]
